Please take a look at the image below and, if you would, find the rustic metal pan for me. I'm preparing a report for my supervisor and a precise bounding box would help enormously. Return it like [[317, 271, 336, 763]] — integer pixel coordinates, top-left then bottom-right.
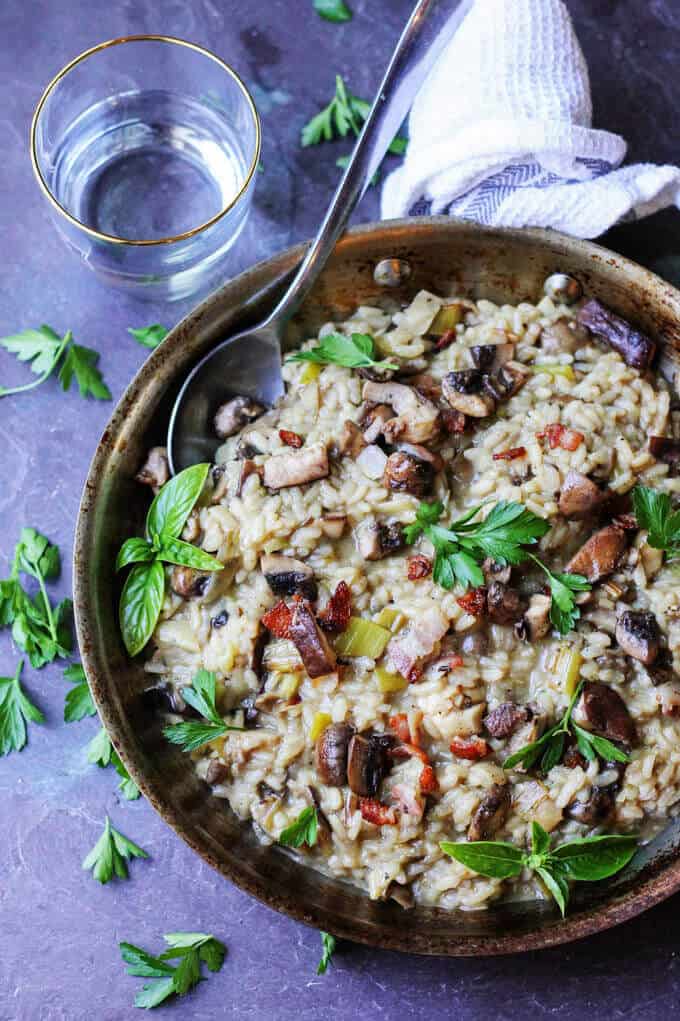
[[73, 217, 680, 956]]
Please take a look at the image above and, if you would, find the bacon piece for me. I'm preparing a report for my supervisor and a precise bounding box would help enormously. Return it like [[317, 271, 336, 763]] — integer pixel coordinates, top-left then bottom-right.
[[390, 785, 424, 819], [493, 446, 527, 462], [359, 797, 397, 825], [317, 580, 352, 635], [279, 429, 304, 448], [456, 587, 487, 616], [262, 600, 293, 639], [450, 736, 489, 761], [385, 606, 449, 680], [441, 408, 467, 434], [407, 554, 432, 580], [537, 423, 584, 451], [418, 763, 439, 794], [389, 713, 412, 744]]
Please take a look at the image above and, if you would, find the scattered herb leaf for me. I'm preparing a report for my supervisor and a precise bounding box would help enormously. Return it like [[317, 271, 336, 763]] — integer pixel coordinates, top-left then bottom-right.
[[317, 931, 337, 974], [286, 332, 397, 371], [82, 816, 148, 884], [86, 726, 140, 799], [278, 806, 319, 848], [163, 670, 244, 752], [0, 659, 44, 756], [529, 554, 591, 634], [120, 932, 226, 1009], [314, 0, 352, 21], [64, 663, 96, 722], [128, 325, 168, 349], [0, 325, 110, 400]]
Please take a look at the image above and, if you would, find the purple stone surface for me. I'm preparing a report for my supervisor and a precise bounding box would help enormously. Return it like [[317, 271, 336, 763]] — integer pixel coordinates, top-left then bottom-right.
[[1, 2, 680, 1018]]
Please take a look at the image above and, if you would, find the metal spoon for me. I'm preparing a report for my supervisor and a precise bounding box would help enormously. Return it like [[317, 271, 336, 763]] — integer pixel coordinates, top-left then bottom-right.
[[168, 0, 471, 473]]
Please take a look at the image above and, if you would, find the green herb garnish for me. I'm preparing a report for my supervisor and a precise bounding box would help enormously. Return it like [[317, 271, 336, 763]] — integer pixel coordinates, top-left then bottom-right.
[[633, 484, 680, 561], [163, 670, 244, 752], [117, 464, 223, 656], [0, 660, 44, 756], [82, 815, 148, 884], [86, 727, 140, 800], [441, 821, 637, 916], [63, 663, 96, 722], [128, 324, 168, 349], [529, 555, 591, 634], [0, 324, 111, 399], [503, 681, 630, 773], [120, 932, 226, 1010], [0, 528, 72, 667], [278, 806, 319, 848], [317, 931, 337, 974], [301, 74, 407, 157], [314, 0, 352, 21], [286, 332, 397, 372]]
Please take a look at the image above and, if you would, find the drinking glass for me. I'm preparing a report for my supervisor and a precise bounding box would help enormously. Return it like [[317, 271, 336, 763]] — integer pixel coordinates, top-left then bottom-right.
[[31, 35, 261, 301]]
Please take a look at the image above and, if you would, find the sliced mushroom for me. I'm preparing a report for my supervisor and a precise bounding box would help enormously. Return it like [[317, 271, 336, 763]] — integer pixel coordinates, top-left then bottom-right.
[[315, 722, 355, 786], [261, 554, 317, 601], [516, 593, 552, 642], [559, 470, 609, 519], [170, 566, 210, 599], [487, 582, 526, 625], [655, 682, 680, 716], [354, 518, 405, 561], [383, 451, 435, 497], [459, 630, 489, 656], [205, 760, 229, 786], [484, 703, 530, 739], [649, 436, 680, 474], [387, 882, 415, 910], [640, 648, 677, 687], [470, 343, 515, 372], [483, 362, 530, 403], [347, 732, 393, 797], [360, 403, 394, 443], [578, 299, 657, 370], [361, 380, 441, 444], [565, 522, 630, 583], [615, 610, 661, 666], [288, 598, 337, 678], [135, 446, 169, 493], [263, 443, 329, 490], [482, 557, 512, 586], [467, 784, 510, 841], [320, 513, 347, 539], [250, 622, 268, 683], [540, 317, 588, 356], [237, 459, 263, 496], [566, 785, 617, 826], [442, 370, 496, 418], [355, 443, 388, 480], [398, 443, 444, 472], [213, 395, 265, 439], [337, 420, 367, 458], [573, 681, 636, 744]]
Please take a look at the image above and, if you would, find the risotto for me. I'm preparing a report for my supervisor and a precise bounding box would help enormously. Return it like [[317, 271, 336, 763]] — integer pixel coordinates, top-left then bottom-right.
[[140, 278, 680, 912]]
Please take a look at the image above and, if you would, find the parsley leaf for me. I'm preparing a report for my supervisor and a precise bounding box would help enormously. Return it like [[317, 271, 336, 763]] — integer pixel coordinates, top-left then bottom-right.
[[86, 726, 141, 799], [317, 931, 337, 975], [278, 806, 318, 848], [128, 324, 168, 349], [82, 816, 148, 884], [0, 659, 44, 756], [529, 555, 592, 635], [120, 932, 226, 1009], [314, 0, 352, 21], [64, 663, 96, 722], [633, 485, 680, 560], [286, 332, 397, 371], [0, 325, 110, 400], [163, 670, 244, 752]]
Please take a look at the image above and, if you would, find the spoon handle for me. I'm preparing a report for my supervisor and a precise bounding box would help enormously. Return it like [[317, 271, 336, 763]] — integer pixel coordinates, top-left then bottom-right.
[[265, 0, 472, 328]]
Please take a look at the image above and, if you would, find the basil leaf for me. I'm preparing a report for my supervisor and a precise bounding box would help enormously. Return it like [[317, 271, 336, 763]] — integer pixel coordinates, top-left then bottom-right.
[[540, 731, 565, 773], [502, 725, 557, 770], [551, 835, 637, 881], [156, 536, 223, 572], [576, 727, 630, 764], [314, 0, 352, 21], [531, 821, 551, 858], [116, 537, 155, 572], [119, 561, 165, 657], [536, 864, 569, 917], [146, 463, 210, 542], [439, 839, 524, 879]]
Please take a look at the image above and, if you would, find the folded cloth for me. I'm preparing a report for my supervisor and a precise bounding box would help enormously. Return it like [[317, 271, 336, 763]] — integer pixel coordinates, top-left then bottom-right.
[[381, 0, 680, 237]]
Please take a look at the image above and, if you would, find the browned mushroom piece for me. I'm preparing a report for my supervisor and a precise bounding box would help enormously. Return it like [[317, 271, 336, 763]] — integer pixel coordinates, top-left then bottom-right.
[[565, 521, 631, 583], [361, 380, 441, 444], [346, 732, 393, 798], [558, 470, 609, 519], [205, 760, 229, 786], [655, 682, 680, 716], [573, 681, 636, 744], [337, 420, 367, 458], [640, 648, 677, 687], [577, 299, 657, 370], [170, 566, 210, 599], [398, 443, 445, 472], [288, 598, 337, 678], [467, 783, 510, 841], [517, 593, 552, 642], [359, 403, 394, 443], [382, 451, 435, 497], [483, 362, 530, 402], [486, 581, 526, 625], [237, 459, 263, 496], [135, 446, 170, 493], [320, 513, 347, 539], [263, 443, 329, 490], [470, 343, 515, 372], [482, 558, 512, 586], [315, 723, 355, 786], [566, 785, 617, 826], [649, 436, 680, 474], [539, 317, 588, 356], [213, 395, 265, 439], [387, 883, 415, 909], [250, 622, 268, 683], [442, 370, 496, 418], [484, 703, 530, 739], [354, 518, 405, 561], [260, 554, 317, 601], [615, 610, 661, 666]]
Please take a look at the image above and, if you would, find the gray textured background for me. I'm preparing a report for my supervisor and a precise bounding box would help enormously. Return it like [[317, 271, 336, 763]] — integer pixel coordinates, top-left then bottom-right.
[[1, 2, 679, 1019]]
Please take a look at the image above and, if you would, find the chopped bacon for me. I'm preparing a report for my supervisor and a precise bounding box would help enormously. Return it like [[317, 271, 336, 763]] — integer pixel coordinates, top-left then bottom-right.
[[441, 408, 467, 434], [392, 741, 429, 764], [359, 797, 397, 825], [537, 423, 584, 451], [450, 736, 489, 761], [456, 587, 487, 616], [262, 600, 293, 638], [279, 429, 304, 448], [435, 329, 457, 351], [407, 554, 432, 580], [418, 763, 439, 794], [389, 713, 412, 744], [317, 580, 352, 634], [492, 446, 527, 462]]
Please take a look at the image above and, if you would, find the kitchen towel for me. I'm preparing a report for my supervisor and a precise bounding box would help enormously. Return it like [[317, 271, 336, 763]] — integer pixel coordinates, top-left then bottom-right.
[[381, 0, 680, 237]]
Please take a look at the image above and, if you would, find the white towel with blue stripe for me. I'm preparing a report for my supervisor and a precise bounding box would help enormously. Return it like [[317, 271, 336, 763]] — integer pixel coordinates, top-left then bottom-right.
[[381, 0, 680, 237]]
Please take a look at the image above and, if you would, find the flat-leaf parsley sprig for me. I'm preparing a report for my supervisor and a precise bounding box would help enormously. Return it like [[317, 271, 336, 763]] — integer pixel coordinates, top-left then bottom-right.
[[441, 820, 637, 917], [120, 931, 226, 1010], [63, 663, 97, 722], [0, 659, 44, 757], [117, 464, 223, 656], [286, 332, 397, 372], [278, 805, 319, 848], [317, 931, 336, 975], [314, 0, 352, 22], [0, 324, 111, 399], [633, 484, 680, 561], [82, 815, 148, 884], [163, 670, 244, 752], [86, 727, 140, 800], [128, 324, 168, 350]]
